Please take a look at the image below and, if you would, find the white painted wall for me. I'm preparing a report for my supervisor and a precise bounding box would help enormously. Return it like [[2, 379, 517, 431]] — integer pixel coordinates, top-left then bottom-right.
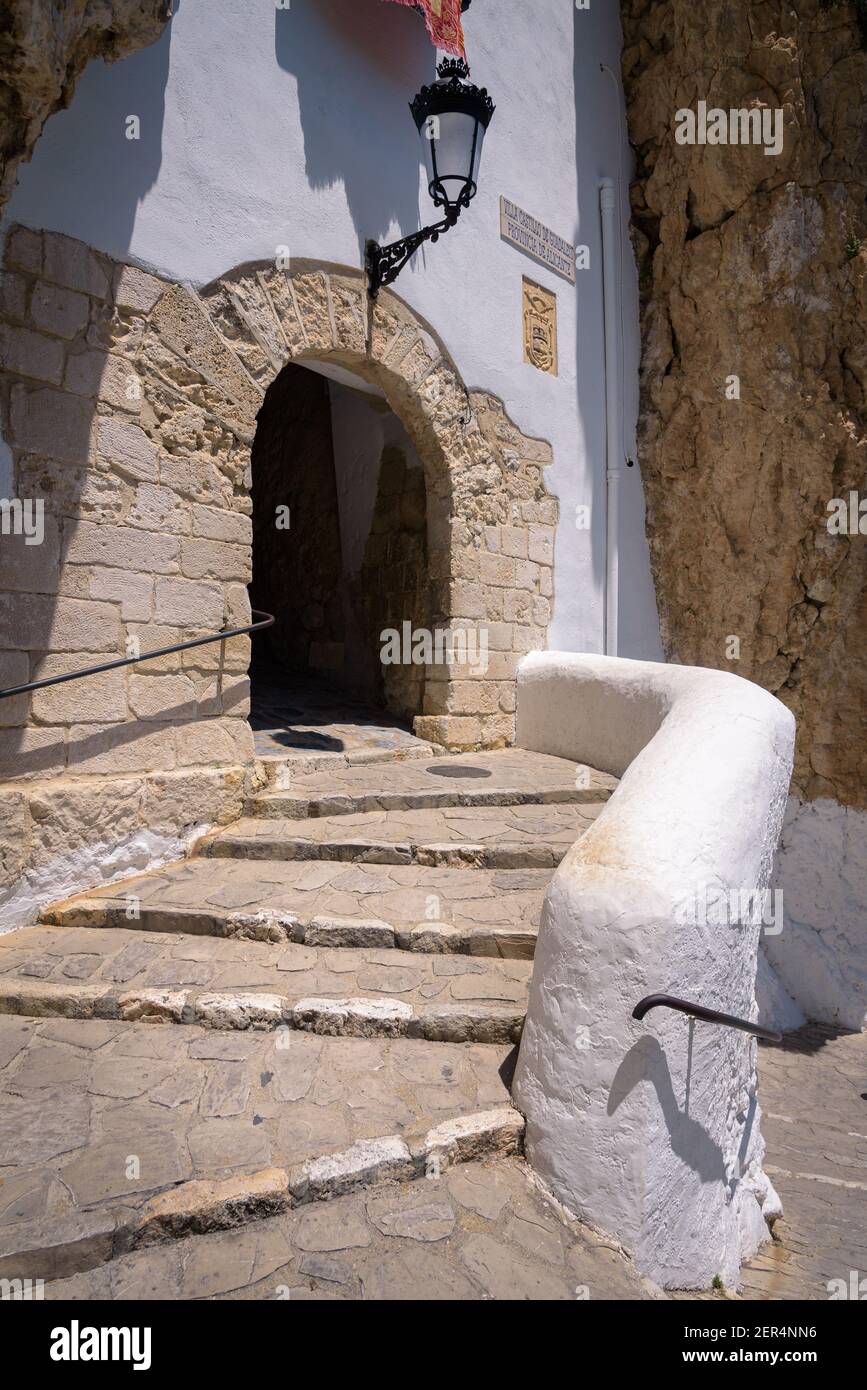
[[3, 0, 661, 661], [769, 797, 867, 1032], [513, 651, 796, 1289]]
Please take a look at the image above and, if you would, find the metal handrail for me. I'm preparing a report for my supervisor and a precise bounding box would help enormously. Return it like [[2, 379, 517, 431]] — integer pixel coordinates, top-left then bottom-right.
[[632, 993, 782, 1043], [0, 609, 275, 700]]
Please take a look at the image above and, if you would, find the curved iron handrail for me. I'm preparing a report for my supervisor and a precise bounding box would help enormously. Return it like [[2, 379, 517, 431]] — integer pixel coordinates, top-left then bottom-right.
[[0, 609, 275, 701], [632, 993, 782, 1044]]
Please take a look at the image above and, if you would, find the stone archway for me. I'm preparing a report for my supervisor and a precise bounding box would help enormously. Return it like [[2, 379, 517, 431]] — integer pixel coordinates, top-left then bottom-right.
[[137, 259, 559, 750]]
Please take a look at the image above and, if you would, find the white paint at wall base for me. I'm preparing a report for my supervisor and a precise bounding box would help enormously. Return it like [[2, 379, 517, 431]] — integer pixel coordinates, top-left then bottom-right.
[[0, 824, 210, 935], [756, 946, 806, 1035], [768, 796, 867, 1032], [512, 651, 795, 1288]]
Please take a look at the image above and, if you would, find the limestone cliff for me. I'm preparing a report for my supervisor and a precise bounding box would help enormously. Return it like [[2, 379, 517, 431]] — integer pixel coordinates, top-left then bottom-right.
[[0, 0, 172, 209], [620, 0, 867, 806]]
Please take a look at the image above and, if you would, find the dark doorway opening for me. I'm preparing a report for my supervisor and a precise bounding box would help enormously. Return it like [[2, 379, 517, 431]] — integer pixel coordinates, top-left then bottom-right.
[[247, 361, 432, 756]]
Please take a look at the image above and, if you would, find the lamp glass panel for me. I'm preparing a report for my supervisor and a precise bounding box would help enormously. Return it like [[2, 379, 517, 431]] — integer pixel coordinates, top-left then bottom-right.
[[422, 109, 481, 206], [470, 118, 486, 186]]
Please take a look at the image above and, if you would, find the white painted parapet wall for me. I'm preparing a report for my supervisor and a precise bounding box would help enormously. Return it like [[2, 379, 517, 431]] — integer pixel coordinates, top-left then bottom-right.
[[512, 652, 796, 1289]]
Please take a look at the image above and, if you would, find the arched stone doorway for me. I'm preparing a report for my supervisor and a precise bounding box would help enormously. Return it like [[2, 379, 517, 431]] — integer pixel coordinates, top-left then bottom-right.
[[143, 260, 558, 749]]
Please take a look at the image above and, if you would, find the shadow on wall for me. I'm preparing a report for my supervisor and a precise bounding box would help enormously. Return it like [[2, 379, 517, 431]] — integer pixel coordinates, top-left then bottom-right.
[[0, 11, 255, 786], [274, 0, 436, 258], [0, 8, 172, 258], [0, 15, 180, 781], [0, 223, 247, 785], [609, 1033, 729, 1185]]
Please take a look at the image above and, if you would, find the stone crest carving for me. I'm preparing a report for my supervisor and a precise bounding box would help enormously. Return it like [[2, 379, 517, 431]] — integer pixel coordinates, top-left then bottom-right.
[[522, 278, 557, 375]]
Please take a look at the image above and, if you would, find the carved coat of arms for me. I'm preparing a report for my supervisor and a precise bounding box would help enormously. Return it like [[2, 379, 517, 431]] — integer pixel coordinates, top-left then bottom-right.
[[523, 280, 557, 375]]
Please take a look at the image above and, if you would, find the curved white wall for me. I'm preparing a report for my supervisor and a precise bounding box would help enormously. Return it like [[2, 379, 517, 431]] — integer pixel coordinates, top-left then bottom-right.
[[770, 797, 867, 1032], [2, 0, 661, 662], [512, 651, 796, 1288]]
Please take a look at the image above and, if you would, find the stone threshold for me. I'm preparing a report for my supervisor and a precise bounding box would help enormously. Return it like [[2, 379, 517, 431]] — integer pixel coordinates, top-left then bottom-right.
[[42, 903, 539, 959], [0, 978, 525, 1044], [1, 1108, 525, 1286], [255, 743, 438, 783]]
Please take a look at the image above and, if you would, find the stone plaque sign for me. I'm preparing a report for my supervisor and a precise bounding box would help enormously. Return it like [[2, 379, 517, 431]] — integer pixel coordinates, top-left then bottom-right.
[[500, 196, 576, 284], [523, 278, 557, 376]]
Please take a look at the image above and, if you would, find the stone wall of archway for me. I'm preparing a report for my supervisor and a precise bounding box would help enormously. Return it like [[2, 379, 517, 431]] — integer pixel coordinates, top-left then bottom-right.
[[192, 257, 558, 749], [0, 231, 557, 922]]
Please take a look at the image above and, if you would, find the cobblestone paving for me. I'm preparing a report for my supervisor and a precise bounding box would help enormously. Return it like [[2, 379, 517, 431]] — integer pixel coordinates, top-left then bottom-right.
[[44, 1157, 659, 1302], [6, 722, 860, 1302], [738, 1026, 867, 1301], [6, 1013, 862, 1300], [0, 926, 531, 1001], [46, 859, 550, 938], [0, 925, 532, 1039], [205, 802, 603, 867], [0, 1014, 514, 1238]]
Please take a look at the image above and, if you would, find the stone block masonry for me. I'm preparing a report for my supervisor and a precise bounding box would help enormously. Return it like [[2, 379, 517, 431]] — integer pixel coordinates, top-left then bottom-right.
[[0, 227, 558, 928]]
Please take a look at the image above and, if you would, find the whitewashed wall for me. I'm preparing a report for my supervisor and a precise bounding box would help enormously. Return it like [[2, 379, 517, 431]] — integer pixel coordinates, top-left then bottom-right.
[[2, 0, 661, 661], [513, 651, 796, 1288], [769, 798, 867, 1032]]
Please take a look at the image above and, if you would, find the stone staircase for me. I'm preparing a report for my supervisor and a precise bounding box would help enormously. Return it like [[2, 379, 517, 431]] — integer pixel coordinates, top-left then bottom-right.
[[0, 741, 646, 1299]]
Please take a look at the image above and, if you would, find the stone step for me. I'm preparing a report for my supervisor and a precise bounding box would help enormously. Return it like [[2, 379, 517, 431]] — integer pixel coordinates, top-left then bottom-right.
[[249, 673, 435, 768], [42, 858, 549, 958], [0, 925, 530, 1043], [249, 748, 614, 820], [201, 801, 603, 869], [0, 1014, 521, 1283], [255, 740, 436, 786], [42, 1156, 658, 1303]]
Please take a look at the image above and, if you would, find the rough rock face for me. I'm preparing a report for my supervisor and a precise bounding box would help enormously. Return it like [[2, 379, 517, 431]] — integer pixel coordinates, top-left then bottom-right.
[[0, 0, 172, 209], [621, 0, 867, 807]]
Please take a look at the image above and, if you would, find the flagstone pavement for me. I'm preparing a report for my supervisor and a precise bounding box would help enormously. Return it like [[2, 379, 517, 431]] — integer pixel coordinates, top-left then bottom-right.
[[0, 707, 862, 1301]]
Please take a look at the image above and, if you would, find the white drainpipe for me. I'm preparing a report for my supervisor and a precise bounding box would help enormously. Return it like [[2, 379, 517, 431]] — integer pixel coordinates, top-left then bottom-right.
[[600, 177, 620, 657]]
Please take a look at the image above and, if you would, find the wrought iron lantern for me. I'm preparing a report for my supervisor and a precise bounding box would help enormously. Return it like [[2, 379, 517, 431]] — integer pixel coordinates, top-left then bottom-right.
[[365, 56, 495, 298]]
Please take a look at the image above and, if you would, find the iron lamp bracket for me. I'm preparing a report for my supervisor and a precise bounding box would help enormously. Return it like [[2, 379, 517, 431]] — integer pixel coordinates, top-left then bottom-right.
[[365, 206, 462, 299]]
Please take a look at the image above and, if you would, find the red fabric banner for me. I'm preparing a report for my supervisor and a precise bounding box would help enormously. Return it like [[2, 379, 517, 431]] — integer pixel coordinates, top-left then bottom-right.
[[383, 0, 467, 59]]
